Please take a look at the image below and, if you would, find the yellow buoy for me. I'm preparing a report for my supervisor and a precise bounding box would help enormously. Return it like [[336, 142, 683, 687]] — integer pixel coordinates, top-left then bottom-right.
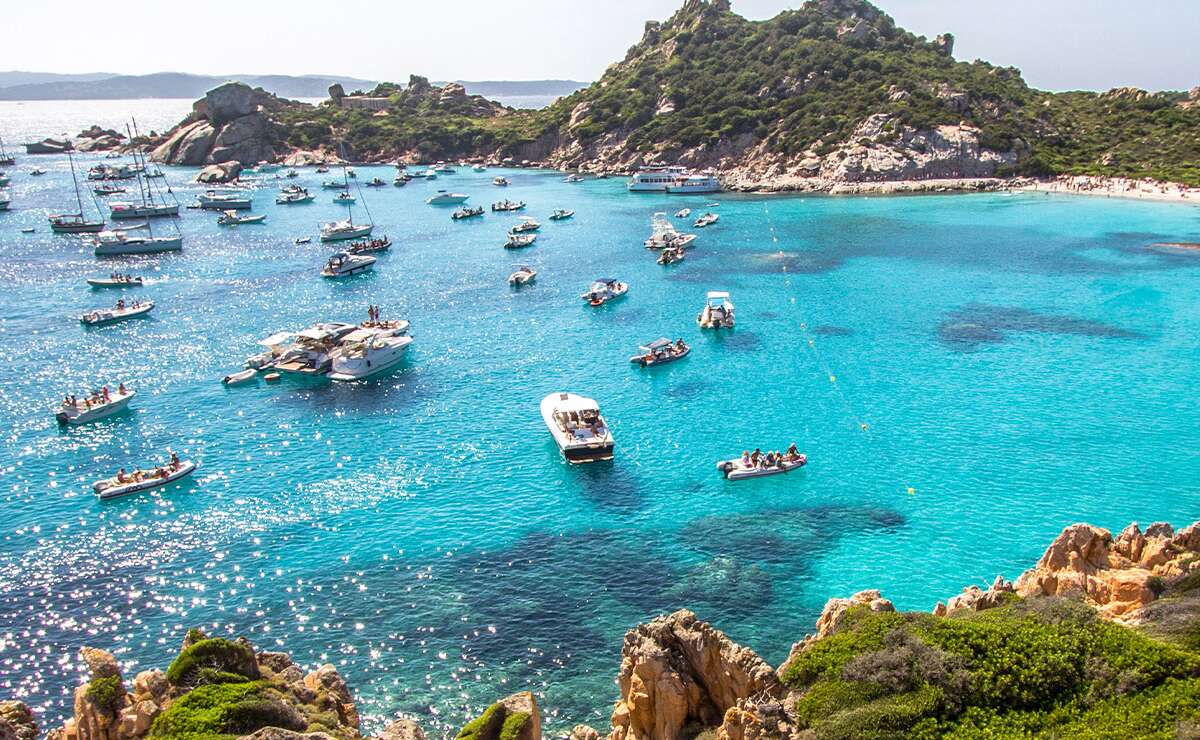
[[907, 487, 916, 495], [829, 374, 837, 383]]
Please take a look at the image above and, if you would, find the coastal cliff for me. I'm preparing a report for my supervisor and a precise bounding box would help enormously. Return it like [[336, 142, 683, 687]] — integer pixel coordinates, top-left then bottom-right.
[[11, 518, 1198, 739]]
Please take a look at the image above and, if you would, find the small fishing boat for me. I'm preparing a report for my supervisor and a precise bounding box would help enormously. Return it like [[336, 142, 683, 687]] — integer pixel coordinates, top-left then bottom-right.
[[697, 291, 735, 329], [87, 274, 143, 288], [493, 176, 510, 187], [222, 368, 257, 385], [196, 191, 252, 210], [80, 300, 155, 325], [508, 265, 537, 285], [505, 233, 537, 249], [510, 217, 540, 233], [452, 206, 484, 220], [321, 251, 376, 278], [549, 209, 574, 221], [94, 184, 126, 196], [295, 237, 312, 245], [218, 210, 266, 225], [581, 278, 628, 306], [322, 180, 346, 189], [657, 245, 685, 265], [348, 236, 392, 254], [276, 189, 314, 204], [492, 199, 524, 211], [675, 208, 692, 219], [333, 192, 357, 204], [427, 190, 469, 205], [717, 452, 807, 480], [55, 387, 135, 425], [365, 177, 387, 187], [541, 392, 614, 464], [93, 459, 197, 500], [629, 338, 690, 367], [694, 212, 720, 228]]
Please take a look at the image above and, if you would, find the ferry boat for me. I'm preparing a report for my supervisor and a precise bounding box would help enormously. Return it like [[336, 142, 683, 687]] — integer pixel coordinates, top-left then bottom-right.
[[93, 459, 196, 500], [627, 165, 688, 192], [540, 392, 614, 464], [55, 387, 135, 425], [667, 173, 722, 194]]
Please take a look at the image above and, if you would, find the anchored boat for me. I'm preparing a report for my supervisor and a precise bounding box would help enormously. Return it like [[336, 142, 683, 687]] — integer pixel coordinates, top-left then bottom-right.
[[93, 459, 197, 500], [55, 388, 135, 425], [697, 291, 735, 329], [80, 300, 155, 325], [540, 392, 614, 464], [321, 251, 376, 278]]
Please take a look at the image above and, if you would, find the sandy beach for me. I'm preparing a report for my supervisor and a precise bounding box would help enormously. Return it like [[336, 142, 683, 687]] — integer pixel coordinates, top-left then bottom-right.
[[1018, 175, 1200, 205]]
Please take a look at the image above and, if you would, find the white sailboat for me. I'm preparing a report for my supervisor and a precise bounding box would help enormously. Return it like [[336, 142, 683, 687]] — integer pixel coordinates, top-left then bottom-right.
[[109, 128, 180, 219], [319, 156, 374, 242], [49, 148, 105, 233]]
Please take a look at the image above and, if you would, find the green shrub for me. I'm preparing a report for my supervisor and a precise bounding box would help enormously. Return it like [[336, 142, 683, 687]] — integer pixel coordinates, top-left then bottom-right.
[[166, 638, 260, 687], [456, 702, 505, 740], [499, 711, 531, 740], [85, 675, 123, 714], [149, 681, 265, 738]]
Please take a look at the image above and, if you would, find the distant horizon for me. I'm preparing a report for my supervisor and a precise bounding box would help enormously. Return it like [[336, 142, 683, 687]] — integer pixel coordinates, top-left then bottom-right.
[[2, 1, 1197, 93]]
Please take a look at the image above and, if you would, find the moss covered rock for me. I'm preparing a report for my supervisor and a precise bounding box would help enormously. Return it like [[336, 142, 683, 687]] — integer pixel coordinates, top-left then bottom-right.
[[148, 681, 307, 738], [456, 692, 540, 740], [166, 637, 261, 688]]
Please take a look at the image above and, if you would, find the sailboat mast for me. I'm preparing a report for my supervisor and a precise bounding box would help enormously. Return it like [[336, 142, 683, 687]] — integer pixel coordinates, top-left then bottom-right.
[[341, 150, 353, 227], [66, 145, 84, 216]]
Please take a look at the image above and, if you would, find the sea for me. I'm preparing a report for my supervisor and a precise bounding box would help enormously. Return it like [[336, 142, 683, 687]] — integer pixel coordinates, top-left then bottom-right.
[[1, 100, 1200, 735]]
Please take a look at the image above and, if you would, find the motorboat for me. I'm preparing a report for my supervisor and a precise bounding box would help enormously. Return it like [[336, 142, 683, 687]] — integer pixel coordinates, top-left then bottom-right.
[[333, 192, 357, 204], [222, 368, 257, 385], [505, 233, 537, 249], [348, 236, 392, 254], [563, 174, 585, 183], [50, 214, 106, 233], [218, 210, 266, 225], [629, 338, 690, 367], [694, 212, 720, 228], [87, 164, 136, 180], [474, 165, 487, 172], [327, 328, 414, 381], [92, 230, 183, 255], [55, 387, 135, 425], [321, 251, 376, 278], [94, 184, 126, 196], [285, 169, 299, 178], [717, 452, 807, 480], [549, 209, 574, 220], [540, 392, 614, 464], [492, 199, 525, 211], [29, 168, 46, 176], [272, 322, 358, 375], [93, 459, 196, 500], [697, 291, 735, 329], [276, 189, 314, 204], [510, 217, 540, 233], [322, 180, 345, 189], [666, 173, 722, 194], [581, 278, 628, 306], [80, 300, 155, 325], [452, 206, 484, 220], [657, 245, 685, 265], [493, 176, 510, 187], [365, 177, 387, 187], [420, 169, 438, 179], [508, 265, 537, 285], [316, 166, 330, 173], [87, 274, 143, 288], [392, 176, 408, 187], [434, 163, 456, 174], [196, 191, 252, 210], [0, 173, 9, 186], [426, 190, 469, 205], [644, 212, 697, 250], [109, 202, 179, 219], [675, 208, 691, 219], [346, 167, 357, 178], [294, 237, 312, 245], [627, 165, 688, 192], [320, 219, 373, 242]]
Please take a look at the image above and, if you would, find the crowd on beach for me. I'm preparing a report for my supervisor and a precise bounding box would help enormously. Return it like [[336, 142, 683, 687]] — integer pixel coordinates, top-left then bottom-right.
[[740, 444, 804, 469], [1024, 175, 1200, 203], [61, 383, 127, 410]]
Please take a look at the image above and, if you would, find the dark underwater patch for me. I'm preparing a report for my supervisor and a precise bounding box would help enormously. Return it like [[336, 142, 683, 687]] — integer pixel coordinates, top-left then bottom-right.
[[938, 304, 1144, 353], [810, 325, 854, 337]]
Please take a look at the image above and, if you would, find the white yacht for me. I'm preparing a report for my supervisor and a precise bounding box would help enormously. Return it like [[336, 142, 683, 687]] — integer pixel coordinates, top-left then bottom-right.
[[92, 230, 183, 256], [276, 188, 314, 204], [540, 392, 614, 464], [644, 212, 697, 250], [321, 252, 376, 278], [196, 191, 252, 210], [698, 291, 735, 329], [427, 190, 469, 205], [273, 323, 358, 375], [320, 219, 374, 242], [694, 212, 720, 228], [55, 388, 135, 425], [581, 278, 628, 306], [110, 202, 179, 219], [666, 173, 722, 194], [327, 327, 413, 381], [627, 165, 688, 192], [508, 265, 537, 285]]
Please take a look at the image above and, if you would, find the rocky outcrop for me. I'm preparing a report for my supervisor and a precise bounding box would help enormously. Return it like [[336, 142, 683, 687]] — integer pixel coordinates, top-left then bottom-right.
[[776, 590, 895, 679], [0, 701, 37, 740], [456, 692, 541, 740], [74, 126, 125, 152], [196, 161, 242, 184], [378, 719, 425, 740], [151, 81, 292, 166], [1014, 521, 1200, 620], [608, 610, 782, 740], [934, 576, 1016, 617]]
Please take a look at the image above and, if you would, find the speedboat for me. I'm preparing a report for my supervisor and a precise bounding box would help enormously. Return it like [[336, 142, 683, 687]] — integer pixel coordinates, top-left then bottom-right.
[[55, 387, 135, 425], [452, 206, 485, 220], [320, 219, 373, 242], [327, 328, 414, 381], [87, 275, 143, 288], [540, 392, 614, 464], [218, 210, 266, 225], [80, 300, 155, 325], [675, 208, 692, 219], [644, 212, 697, 250], [333, 192, 356, 204], [717, 452, 807, 480], [49, 214, 105, 234], [581, 278, 628, 306], [222, 368, 257, 385], [365, 177, 387, 187], [110, 202, 179, 219], [322, 180, 345, 189], [321, 251, 376, 278], [657, 245, 685, 265], [563, 174, 585, 183], [272, 322, 358, 375], [697, 291, 735, 329], [427, 190, 469, 205], [492, 199, 525, 212], [196, 191, 252, 210], [276, 189, 314, 204], [92, 230, 183, 255], [694, 212, 720, 228], [629, 338, 690, 367], [510, 217, 540, 233], [505, 233, 537, 249], [93, 459, 196, 500], [508, 265, 536, 285], [348, 236, 392, 254], [392, 176, 408, 187], [549, 209, 574, 221], [94, 184, 126, 196], [493, 176, 510, 187]]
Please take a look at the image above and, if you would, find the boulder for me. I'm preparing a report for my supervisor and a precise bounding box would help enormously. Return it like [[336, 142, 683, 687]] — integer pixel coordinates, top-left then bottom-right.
[[303, 664, 359, 730], [609, 610, 781, 740], [328, 83, 345, 102], [150, 120, 216, 165], [498, 692, 540, 740], [131, 669, 168, 706], [379, 718, 426, 740], [208, 114, 274, 164], [206, 81, 259, 126], [569, 725, 600, 740], [0, 702, 36, 740], [197, 161, 242, 183], [934, 576, 1015, 617], [70, 648, 127, 740]]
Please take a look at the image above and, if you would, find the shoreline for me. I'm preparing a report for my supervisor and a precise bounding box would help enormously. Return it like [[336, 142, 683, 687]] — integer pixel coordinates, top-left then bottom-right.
[[1016, 174, 1200, 205]]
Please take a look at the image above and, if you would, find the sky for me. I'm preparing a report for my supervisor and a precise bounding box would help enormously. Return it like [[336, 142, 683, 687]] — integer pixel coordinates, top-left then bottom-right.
[[3, 0, 1197, 92]]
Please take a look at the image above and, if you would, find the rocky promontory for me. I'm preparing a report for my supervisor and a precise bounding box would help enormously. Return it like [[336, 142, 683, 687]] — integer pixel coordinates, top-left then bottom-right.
[[149, 82, 297, 167]]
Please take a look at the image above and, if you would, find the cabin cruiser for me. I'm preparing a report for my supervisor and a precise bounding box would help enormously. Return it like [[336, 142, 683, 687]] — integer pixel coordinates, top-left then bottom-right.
[[49, 213, 105, 233], [627, 165, 688, 192], [508, 265, 536, 285], [675, 208, 691, 219], [492, 199, 525, 211], [510, 217, 540, 233], [644, 212, 697, 250], [365, 177, 387, 187], [80, 299, 155, 325], [581, 278, 628, 306], [321, 251, 376, 278], [452, 206, 484, 220], [540, 392, 614, 464], [505, 233, 537, 249], [333, 192, 356, 204], [427, 190, 469, 205], [322, 180, 345, 189], [110, 201, 179, 219], [56, 386, 135, 425], [563, 174, 585, 183], [667, 173, 722, 194], [196, 191, 252, 210], [218, 210, 266, 225], [697, 291, 735, 329], [493, 176, 510, 187], [549, 209, 574, 220], [694, 212, 720, 228], [93, 458, 196, 500], [629, 338, 690, 367], [272, 323, 359, 375], [348, 236, 392, 254], [327, 327, 414, 381], [717, 447, 807, 480], [657, 245, 685, 265], [92, 230, 183, 255], [87, 274, 143, 288], [276, 188, 314, 204], [320, 219, 373, 242]]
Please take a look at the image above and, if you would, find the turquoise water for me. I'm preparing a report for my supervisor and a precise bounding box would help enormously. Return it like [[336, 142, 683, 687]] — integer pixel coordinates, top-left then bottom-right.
[[1, 156, 1200, 734]]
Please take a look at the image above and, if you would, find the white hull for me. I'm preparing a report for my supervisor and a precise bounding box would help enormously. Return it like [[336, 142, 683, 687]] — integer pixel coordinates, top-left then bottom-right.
[[80, 302, 155, 325], [717, 456, 807, 480], [327, 336, 412, 381], [86, 278, 143, 288], [94, 236, 182, 256], [110, 204, 179, 219], [56, 391, 135, 425], [320, 223, 374, 242], [222, 369, 257, 385], [93, 460, 197, 500], [540, 392, 614, 464]]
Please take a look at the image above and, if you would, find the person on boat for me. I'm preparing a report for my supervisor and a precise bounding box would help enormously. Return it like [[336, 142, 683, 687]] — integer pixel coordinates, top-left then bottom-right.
[[170, 452, 180, 470], [116, 468, 128, 484], [118, 383, 126, 395], [751, 448, 763, 466], [740, 451, 751, 467], [116, 299, 125, 310], [786, 443, 800, 461], [101, 386, 110, 402]]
